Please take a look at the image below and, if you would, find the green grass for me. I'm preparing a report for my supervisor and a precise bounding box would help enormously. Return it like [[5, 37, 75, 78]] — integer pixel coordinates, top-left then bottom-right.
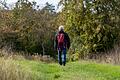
[[17, 60, 120, 80]]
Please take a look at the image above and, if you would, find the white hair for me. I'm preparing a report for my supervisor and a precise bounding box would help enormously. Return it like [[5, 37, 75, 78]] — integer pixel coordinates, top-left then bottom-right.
[[58, 25, 64, 31]]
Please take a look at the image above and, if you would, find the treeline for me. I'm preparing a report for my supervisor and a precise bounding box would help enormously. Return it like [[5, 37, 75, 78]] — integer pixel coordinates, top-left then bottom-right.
[[0, 0, 60, 56], [59, 0, 120, 60], [0, 0, 120, 60]]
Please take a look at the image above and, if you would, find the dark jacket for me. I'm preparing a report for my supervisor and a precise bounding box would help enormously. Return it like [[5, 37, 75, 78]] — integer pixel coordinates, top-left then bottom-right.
[[54, 31, 70, 50]]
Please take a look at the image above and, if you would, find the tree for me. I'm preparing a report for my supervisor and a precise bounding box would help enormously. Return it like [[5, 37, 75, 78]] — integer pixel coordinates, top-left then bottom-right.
[[11, 0, 58, 56], [59, 0, 120, 59]]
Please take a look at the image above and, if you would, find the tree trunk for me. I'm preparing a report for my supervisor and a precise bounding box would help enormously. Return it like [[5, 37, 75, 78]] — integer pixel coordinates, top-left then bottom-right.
[[42, 43, 45, 56]]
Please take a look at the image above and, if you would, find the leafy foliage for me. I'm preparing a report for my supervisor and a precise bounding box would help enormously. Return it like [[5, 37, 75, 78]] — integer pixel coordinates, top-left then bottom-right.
[[60, 0, 120, 59], [0, 0, 58, 56]]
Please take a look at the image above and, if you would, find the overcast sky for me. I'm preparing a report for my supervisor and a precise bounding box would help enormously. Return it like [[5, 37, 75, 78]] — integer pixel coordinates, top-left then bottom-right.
[[5, 0, 60, 5], [0, 0, 62, 12], [3, 0, 61, 11]]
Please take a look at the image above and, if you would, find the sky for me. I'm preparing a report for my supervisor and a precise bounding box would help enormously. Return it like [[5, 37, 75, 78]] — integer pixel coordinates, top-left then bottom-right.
[[3, 0, 61, 11], [6, 0, 60, 5]]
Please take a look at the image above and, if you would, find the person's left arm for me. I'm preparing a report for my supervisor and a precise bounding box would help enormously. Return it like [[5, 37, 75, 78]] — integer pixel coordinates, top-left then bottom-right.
[[54, 34, 58, 50]]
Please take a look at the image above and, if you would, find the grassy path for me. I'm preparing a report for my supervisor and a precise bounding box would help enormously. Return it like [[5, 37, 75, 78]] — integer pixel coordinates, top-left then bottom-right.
[[18, 60, 120, 80]]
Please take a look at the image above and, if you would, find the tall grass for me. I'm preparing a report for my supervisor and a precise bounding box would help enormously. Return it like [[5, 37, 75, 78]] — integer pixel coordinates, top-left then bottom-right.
[[0, 58, 32, 80]]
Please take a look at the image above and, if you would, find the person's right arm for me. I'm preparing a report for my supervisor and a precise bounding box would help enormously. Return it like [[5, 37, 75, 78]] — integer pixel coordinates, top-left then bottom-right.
[[65, 33, 70, 49]]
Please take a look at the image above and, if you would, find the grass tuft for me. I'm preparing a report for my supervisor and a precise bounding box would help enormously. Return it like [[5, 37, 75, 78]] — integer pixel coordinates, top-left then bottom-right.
[[0, 58, 32, 80]]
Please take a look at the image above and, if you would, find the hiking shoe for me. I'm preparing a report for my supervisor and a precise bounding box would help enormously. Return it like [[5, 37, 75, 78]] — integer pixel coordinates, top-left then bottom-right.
[[59, 62, 62, 65], [63, 62, 66, 66]]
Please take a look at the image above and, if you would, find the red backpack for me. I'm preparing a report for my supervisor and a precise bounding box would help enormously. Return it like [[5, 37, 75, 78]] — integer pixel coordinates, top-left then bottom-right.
[[57, 33, 65, 48]]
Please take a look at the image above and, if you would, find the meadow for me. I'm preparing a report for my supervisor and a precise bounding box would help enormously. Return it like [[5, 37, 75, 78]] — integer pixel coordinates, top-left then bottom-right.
[[1, 57, 120, 80]]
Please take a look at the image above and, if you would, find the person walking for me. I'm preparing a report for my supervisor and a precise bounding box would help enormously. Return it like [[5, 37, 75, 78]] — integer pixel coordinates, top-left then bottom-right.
[[54, 25, 70, 66]]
